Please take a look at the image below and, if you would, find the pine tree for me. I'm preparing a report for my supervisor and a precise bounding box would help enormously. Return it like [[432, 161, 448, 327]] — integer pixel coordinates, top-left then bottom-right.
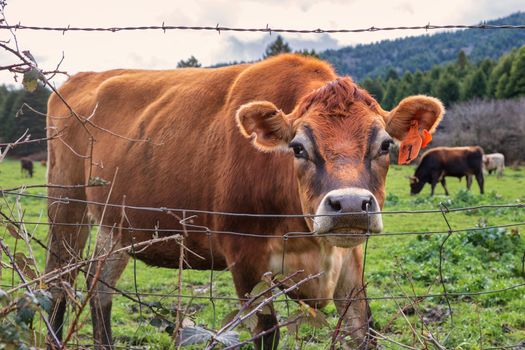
[[381, 80, 398, 110], [294, 49, 319, 58], [495, 73, 510, 99], [360, 78, 384, 102], [263, 35, 292, 58], [435, 73, 460, 106], [457, 50, 469, 71], [488, 50, 515, 97], [177, 55, 202, 68], [385, 68, 399, 81], [507, 46, 525, 97], [462, 69, 488, 100]]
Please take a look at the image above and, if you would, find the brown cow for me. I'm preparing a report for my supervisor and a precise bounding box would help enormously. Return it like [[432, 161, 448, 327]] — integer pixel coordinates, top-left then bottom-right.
[[20, 157, 33, 177], [409, 146, 484, 196], [45, 54, 443, 349]]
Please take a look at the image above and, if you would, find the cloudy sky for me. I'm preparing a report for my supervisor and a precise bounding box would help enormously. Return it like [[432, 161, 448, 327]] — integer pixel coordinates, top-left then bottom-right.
[[0, 0, 524, 86]]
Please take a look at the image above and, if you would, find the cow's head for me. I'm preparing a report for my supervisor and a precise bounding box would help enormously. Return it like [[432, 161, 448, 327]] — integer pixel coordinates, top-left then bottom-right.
[[236, 77, 443, 247], [409, 175, 425, 195]]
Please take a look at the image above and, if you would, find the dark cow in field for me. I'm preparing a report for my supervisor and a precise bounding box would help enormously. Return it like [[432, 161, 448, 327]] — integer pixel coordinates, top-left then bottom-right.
[[45, 54, 443, 349], [20, 157, 33, 177], [409, 146, 484, 196]]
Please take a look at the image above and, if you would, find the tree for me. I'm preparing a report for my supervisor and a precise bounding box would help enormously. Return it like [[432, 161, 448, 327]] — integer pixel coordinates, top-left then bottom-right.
[[462, 69, 488, 100], [0, 89, 23, 141], [507, 46, 525, 97], [360, 78, 384, 102], [435, 73, 460, 107], [488, 50, 515, 97], [456, 50, 469, 71], [295, 49, 319, 58], [0, 85, 50, 156], [381, 80, 398, 110], [495, 73, 511, 99], [263, 35, 291, 58], [385, 68, 399, 81], [177, 55, 202, 68]]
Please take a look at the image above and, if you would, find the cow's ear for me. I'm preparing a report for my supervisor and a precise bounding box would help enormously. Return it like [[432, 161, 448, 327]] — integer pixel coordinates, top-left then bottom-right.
[[385, 95, 444, 141], [236, 101, 293, 152]]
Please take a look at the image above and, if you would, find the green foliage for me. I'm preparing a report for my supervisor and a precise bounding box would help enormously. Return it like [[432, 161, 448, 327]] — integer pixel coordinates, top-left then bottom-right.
[[359, 41, 525, 111], [360, 78, 384, 102], [507, 46, 525, 97], [0, 85, 50, 156], [0, 289, 51, 350], [263, 35, 291, 58], [176, 55, 202, 68], [462, 68, 488, 100], [435, 73, 461, 107], [295, 48, 320, 58]]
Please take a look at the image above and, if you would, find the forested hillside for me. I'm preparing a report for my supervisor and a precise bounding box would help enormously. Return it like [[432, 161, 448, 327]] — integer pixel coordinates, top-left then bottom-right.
[[322, 12, 525, 81]]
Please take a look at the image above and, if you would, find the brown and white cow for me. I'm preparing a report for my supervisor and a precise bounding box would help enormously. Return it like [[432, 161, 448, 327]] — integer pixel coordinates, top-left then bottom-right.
[[45, 54, 443, 349]]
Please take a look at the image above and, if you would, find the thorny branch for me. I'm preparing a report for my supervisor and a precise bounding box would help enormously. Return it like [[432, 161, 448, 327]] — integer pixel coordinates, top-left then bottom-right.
[[205, 270, 324, 349]]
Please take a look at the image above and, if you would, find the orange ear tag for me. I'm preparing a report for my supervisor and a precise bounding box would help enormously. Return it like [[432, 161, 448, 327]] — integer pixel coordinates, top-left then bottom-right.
[[421, 129, 432, 148], [398, 120, 422, 165]]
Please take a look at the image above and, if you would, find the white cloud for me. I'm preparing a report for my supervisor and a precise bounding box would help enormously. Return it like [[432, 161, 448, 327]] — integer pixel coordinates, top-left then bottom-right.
[[0, 0, 523, 86]]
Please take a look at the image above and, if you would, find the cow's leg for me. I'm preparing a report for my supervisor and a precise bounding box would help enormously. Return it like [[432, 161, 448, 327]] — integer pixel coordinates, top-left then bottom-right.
[[87, 228, 130, 349], [333, 246, 371, 349], [430, 174, 440, 196], [440, 177, 449, 196], [475, 172, 484, 194], [45, 191, 90, 346], [497, 166, 503, 178], [230, 261, 279, 350], [466, 175, 473, 190]]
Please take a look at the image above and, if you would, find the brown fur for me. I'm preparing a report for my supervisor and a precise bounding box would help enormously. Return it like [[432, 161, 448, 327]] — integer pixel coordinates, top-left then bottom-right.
[[45, 54, 444, 349]]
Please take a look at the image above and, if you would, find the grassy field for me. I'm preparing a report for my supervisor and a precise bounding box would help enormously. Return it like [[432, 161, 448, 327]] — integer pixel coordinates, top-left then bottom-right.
[[1, 158, 524, 349]]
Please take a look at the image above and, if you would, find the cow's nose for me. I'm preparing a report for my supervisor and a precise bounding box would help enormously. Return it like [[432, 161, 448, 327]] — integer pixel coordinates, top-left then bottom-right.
[[326, 194, 373, 213], [313, 187, 383, 243]]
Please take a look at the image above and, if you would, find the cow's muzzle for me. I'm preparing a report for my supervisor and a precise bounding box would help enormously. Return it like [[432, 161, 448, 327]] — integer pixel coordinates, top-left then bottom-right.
[[313, 187, 383, 248]]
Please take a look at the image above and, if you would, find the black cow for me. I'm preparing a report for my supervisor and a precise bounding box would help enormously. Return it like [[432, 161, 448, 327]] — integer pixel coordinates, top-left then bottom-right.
[[20, 158, 34, 178], [409, 146, 484, 196]]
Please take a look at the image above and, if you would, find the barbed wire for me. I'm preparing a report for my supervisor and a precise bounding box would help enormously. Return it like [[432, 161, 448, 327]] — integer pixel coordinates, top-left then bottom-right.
[[1, 189, 523, 217], [1, 22, 525, 35]]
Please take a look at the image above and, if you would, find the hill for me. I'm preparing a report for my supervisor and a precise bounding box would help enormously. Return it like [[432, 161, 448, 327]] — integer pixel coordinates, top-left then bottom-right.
[[321, 12, 525, 81]]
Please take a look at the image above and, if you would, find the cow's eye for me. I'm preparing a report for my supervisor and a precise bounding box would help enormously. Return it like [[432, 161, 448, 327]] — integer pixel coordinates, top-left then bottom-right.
[[379, 139, 393, 155], [289, 142, 307, 159]]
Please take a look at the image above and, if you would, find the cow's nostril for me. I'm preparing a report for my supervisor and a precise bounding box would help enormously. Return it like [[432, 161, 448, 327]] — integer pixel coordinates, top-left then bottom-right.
[[327, 197, 342, 212], [361, 198, 372, 212]]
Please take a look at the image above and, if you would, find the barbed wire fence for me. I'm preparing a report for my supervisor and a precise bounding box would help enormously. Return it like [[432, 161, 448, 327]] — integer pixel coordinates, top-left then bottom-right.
[[1, 3, 525, 349]]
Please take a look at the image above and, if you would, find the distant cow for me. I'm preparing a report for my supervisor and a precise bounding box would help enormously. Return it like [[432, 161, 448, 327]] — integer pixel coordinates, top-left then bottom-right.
[[45, 54, 444, 349], [410, 146, 484, 196], [20, 158, 33, 178], [483, 153, 505, 178]]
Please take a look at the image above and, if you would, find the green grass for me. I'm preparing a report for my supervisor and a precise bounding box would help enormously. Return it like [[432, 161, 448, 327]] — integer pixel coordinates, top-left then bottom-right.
[[1, 159, 524, 349]]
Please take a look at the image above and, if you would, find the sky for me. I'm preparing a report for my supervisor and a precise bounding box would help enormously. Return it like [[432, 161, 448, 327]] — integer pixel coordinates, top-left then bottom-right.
[[0, 0, 524, 86]]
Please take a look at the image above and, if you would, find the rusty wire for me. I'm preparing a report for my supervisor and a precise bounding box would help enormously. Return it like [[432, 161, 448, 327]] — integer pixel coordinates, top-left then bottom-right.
[[1, 22, 525, 35]]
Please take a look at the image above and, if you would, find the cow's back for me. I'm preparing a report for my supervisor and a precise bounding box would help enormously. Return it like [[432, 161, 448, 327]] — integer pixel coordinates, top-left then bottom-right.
[[416, 146, 484, 179]]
